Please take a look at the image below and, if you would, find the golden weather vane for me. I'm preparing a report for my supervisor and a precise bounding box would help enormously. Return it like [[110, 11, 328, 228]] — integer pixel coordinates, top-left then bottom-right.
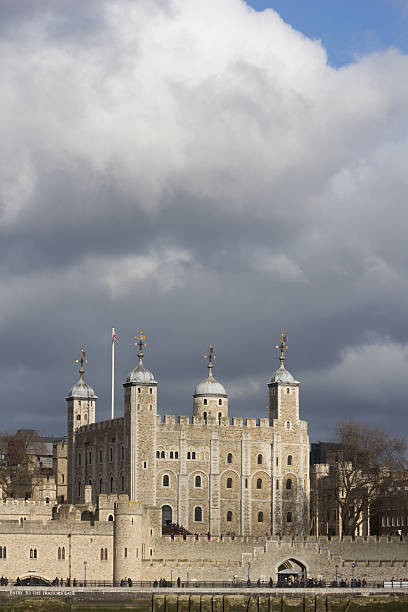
[[75, 347, 87, 374], [275, 332, 288, 362], [134, 330, 147, 356], [204, 343, 216, 374]]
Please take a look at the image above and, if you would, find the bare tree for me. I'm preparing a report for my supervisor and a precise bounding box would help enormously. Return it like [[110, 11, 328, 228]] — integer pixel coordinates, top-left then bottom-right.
[[0, 430, 48, 498], [333, 420, 406, 536]]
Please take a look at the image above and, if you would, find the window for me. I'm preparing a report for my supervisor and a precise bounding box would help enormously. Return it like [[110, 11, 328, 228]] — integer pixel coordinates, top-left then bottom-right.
[[287, 455, 292, 466], [170, 451, 173, 459], [245, 478, 248, 488], [218, 412, 222, 425], [108, 515, 113, 522], [99, 478, 103, 494], [161, 451, 165, 459], [187, 452, 191, 459], [78, 481, 81, 497], [286, 479, 292, 490], [194, 506, 203, 522], [258, 511, 263, 523], [287, 512, 292, 523], [195, 475, 201, 488], [109, 476, 114, 493], [30, 548, 37, 559], [227, 510, 232, 522], [109, 447, 113, 462], [124, 548, 128, 558], [257, 454, 263, 465], [276, 479, 279, 489], [76, 414, 81, 421], [286, 388, 290, 394], [175, 452, 179, 459], [143, 461, 147, 469], [138, 387, 141, 393], [227, 477, 232, 489], [256, 478, 262, 489], [203, 399, 208, 406], [150, 388, 153, 394], [276, 457, 279, 466], [121, 446, 124, 461], [99, 449, 103, 463], [218, 398, 222, 405], [192, 452, 196, 460], [286, 421, 291, 430], [100, 548, 108, 561], [78, 453, 81, 466], [163, 474, 169, 487], [227, 453, 232, 464], [2, 547, 6, 559], [203, 412, 207, 423], [121, 474, 125, 491], [156, 451, 160, 458], [88, 451, 92, 465]]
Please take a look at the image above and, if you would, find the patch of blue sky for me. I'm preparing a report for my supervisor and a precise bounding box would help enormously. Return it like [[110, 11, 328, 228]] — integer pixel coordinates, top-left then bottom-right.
[[245, 0, 408, 67]]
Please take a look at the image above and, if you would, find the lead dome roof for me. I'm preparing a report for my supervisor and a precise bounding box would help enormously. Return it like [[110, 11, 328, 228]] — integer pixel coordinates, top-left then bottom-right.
[[126, 357, 157, 384]]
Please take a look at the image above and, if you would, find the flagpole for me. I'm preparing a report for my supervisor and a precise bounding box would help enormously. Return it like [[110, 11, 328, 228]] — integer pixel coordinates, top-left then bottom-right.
[[111, 328, 115, 420]]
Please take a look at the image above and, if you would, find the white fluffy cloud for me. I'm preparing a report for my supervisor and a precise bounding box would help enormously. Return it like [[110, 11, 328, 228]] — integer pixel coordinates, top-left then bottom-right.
[[0, 0, 408, 438]]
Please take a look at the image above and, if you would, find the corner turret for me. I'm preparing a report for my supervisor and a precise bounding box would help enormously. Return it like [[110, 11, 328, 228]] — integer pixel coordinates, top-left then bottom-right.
[[193, 344, 228, 424]]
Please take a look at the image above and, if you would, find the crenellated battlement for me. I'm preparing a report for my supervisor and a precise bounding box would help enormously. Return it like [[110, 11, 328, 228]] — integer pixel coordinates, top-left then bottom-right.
[[77, 417, 124, 433]]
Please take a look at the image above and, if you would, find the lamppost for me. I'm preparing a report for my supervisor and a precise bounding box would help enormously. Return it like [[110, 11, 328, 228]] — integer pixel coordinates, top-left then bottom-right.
[[84, 560, 87, 587], [247, 562, 251, 587]]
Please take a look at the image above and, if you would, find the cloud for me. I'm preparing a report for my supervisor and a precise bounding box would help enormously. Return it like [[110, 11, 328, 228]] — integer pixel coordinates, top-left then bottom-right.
[[0, 0, 407, 442]]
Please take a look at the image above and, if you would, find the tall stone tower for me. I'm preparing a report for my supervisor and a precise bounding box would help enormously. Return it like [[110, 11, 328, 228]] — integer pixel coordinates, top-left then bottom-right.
[[268, 334, 309, 536], [66, 348, 97, 503], [123, 330, 157, 504]]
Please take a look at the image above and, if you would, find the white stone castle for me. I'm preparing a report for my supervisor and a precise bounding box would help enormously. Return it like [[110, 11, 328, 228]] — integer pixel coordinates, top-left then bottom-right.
[[68, 332, 310, 537]]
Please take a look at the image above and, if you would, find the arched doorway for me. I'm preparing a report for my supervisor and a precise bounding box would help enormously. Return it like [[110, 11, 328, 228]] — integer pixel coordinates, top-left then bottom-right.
[[162, 505, 172, 526], [277, 559, 306, 585]]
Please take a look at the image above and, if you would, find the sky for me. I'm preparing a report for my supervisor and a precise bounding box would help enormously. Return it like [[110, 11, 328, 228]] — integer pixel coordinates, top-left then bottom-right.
[[0, 0, 408, 444]]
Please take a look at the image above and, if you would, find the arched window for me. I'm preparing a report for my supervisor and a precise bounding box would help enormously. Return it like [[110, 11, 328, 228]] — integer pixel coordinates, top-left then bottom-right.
[[257, 454, 263, 465], [258, 511, 263, 523], [121, 446, 124, 461], [163, 474, 169, 487], [62, 547, 65, 560], [99, 449, 103, 463], [170, 451, 173, 459], [175, 451, 179, 459], [226, 477, 232, 489], [218, 398, 222, 405], [287, 512, 292, 523], [287, 455, 292, 466], [58, 547, 61, 560], [110, 447, 113, 462], [256, 478, 262, 489], [2, 547, 5, 559], [100, 548, 104, 560], [88, 451, 92, 465], [286, 388, 290, 394], [161, 451, 165, 459], [121, 474, 125, 490], [192, 451, 196, 460], [108, 514, 114, 522], [99, 478, 103, 494], [156, 450, 160, 458], [109, 476, 114, 493], [203, 412, 207, 423], [78, 481, 81, 497], [276, 479, 279, 489], [203, 399, 208, 405], [218, 412, 222, 425], [245, 478, 248, 488], [227, 453, 232, 464], [162, 505, 172, 526], [227, 510, 232, 522], [187, 452, 191, 459], [194, 506, 203, 522], [286, 478, 292, 490], [195, 475, 201, 488]]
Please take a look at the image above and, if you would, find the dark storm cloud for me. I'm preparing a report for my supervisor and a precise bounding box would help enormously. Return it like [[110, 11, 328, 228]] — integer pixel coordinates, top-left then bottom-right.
[[1, 0, 408, 445]]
